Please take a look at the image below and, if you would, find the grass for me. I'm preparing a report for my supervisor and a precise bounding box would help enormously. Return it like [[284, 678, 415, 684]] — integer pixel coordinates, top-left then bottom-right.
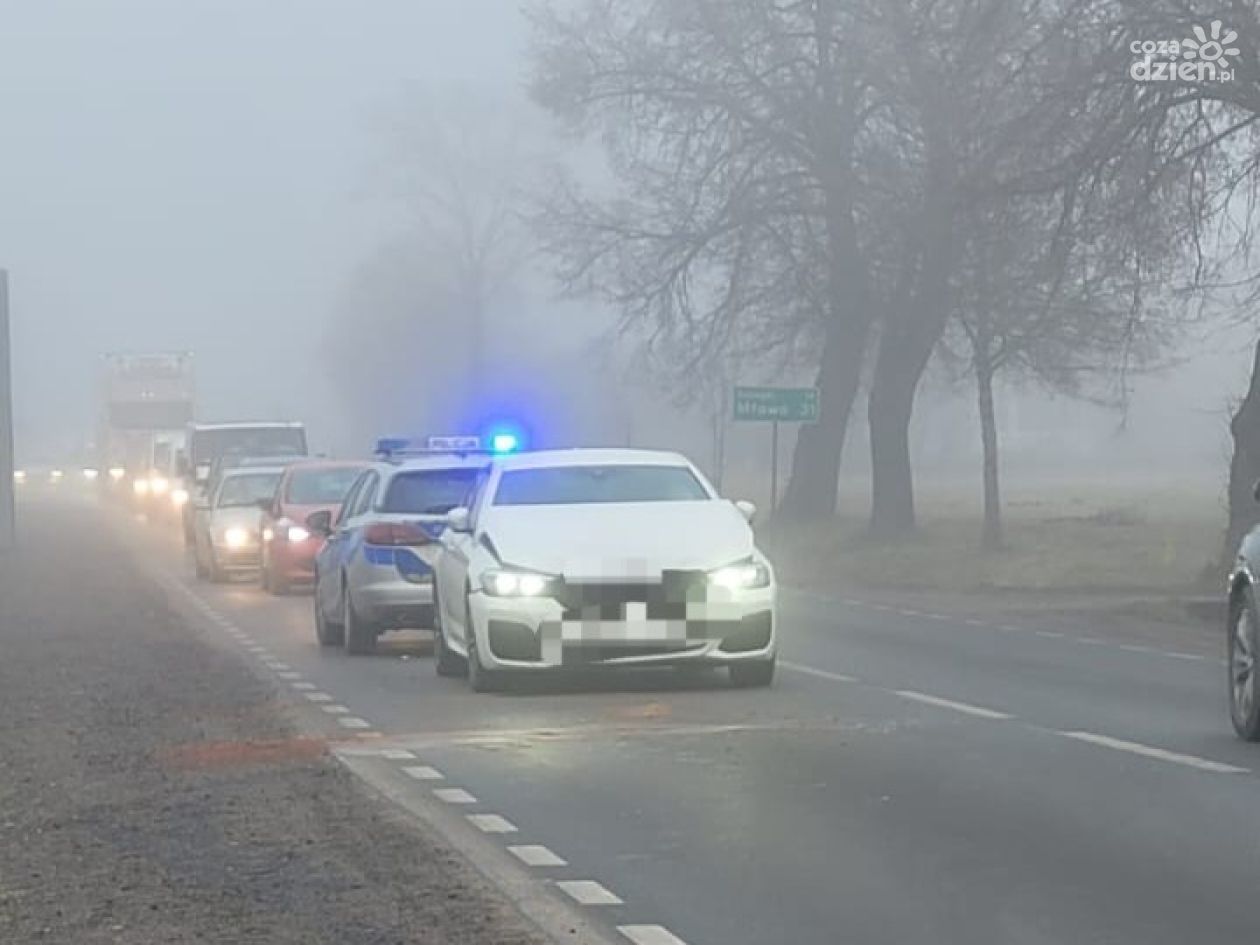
[[762, 477, 1225, 595]]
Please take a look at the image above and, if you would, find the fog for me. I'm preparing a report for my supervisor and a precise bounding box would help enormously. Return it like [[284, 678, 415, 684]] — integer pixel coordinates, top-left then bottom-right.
[[0, 0, 1251, 502]]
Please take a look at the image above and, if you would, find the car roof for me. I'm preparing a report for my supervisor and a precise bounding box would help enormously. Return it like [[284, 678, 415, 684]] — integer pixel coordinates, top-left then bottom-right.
[[219, 465, 288, 479], [491, 448, 694, 471], [190, 421, 304, 431], [283, 459, 370, 473]]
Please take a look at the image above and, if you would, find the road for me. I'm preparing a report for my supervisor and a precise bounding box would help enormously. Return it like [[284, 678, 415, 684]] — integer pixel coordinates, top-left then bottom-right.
[[119, 499, 1258, 945]]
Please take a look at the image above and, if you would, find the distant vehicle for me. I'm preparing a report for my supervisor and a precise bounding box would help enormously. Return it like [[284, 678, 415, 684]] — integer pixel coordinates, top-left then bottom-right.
[[259, 460, 369, 594], [1226, 480, 1260, 740], [191, 465, 287, 582], [309, 443, 490, 654], [180, 422, 307, 544], [431, 448, 776, 691]]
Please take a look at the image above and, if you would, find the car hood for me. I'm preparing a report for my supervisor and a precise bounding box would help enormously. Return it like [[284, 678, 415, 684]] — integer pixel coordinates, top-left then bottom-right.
[[484, 501, 756, 579]]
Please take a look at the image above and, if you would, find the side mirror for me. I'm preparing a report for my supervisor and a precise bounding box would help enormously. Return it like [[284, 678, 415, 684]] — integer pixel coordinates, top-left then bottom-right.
[[733, 499, 757, 523], [305, 509, 333, 536], [445, 507, 472, 533]]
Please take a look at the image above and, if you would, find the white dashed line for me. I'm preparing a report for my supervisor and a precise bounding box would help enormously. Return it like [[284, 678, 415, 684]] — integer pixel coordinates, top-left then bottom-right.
[[1115, 644, 1155, 653], [895, 690, 1013, 720], [467, 814, 517, 833], [337, 717, 372, 730], [1079, 638, 1107, 646], [403, 765, 444, 781], [1165, 652, 1206, 662], [779, 661, 858, 684], [618, 926, 690, 945], [922, 613, 949, 621], [557, 880, 623, 906], [290, 681, 317, 691], [270, 662, 291, 671], [1060, 731, 1250, 774], [899, 610, 925, 617], [277, 671, 303, 680], [1035, 630, 1064, 639], [377, 748, 416, 760], [433, 788, 477, 804], [963, 618, 986, 627], [305, 692, 334, 703], [996, 625, 1021, 633], [322, 705, 350, 715], [508, 845, 567, 867]]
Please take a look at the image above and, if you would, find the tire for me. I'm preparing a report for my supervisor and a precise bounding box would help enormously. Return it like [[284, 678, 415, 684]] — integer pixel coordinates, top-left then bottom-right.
[[1229, 586, 1260, 741], [314, 584, 344, 647], [343, 583, 378, 656], [730, 659, 775, 688], [432, 586, 466, 677]]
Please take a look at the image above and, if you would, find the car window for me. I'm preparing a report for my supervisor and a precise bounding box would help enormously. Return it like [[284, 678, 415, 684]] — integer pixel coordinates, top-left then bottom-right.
[[285, 466, 365, 505], [492, 465, 710, 506], [381, 467, 481, 514], [336, 473, 368, 525], [349, 473, 379, 519], [215, 473, 281, 509]]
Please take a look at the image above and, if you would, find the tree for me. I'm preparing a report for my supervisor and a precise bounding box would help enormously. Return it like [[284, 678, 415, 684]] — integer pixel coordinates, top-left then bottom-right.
[[528, 0, 888, 520]]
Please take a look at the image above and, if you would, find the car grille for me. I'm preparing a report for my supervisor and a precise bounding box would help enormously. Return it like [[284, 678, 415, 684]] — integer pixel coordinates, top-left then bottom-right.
[[554, 571, 706, 621]]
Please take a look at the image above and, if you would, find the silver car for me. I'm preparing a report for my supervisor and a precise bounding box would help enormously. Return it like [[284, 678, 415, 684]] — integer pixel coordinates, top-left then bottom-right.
[[192, 465, 286, 582], [310, 454, 488, 654]]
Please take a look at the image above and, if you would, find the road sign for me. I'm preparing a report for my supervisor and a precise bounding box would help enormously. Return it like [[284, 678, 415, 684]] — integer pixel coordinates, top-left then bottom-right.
[[733, 386, 819, 423]]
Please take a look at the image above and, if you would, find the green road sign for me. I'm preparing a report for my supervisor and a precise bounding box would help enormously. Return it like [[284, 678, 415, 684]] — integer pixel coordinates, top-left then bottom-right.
[[733, 386, 820, 423]]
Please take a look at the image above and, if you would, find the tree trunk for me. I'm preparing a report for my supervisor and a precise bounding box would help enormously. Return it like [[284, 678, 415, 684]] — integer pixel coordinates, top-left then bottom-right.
[[777, 311, 872, 521], [1225, 337, 1260, 564], [976, 357, 1003, 551]]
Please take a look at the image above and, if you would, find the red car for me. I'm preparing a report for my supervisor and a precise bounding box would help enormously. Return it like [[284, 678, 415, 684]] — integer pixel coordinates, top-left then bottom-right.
[[259, 460, 368, 594]]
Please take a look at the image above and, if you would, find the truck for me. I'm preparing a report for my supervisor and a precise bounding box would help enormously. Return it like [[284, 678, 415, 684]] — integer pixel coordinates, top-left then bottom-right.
[[98, 352, 195, 511]]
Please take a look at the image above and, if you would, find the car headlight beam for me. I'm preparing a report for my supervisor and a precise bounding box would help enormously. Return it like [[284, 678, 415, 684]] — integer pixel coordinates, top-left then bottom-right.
[[483, 569, 552, 598], [222, 527, 251, 549], [286, 525, 311, 543], [707, 561, 770, 590]]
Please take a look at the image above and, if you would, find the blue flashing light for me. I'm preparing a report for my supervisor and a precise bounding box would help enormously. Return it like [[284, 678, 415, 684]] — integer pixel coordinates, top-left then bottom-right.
[[490, 432, 520, 454]]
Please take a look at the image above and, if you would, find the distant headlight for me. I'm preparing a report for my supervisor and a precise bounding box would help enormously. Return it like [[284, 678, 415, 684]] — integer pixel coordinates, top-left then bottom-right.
[[49, 469, 64, 482], [108, 467, 126, 481], [149, 476, 170, 495], [707, 561, 770, 590], [482, 569, 553, 598], [13, 470, 26, 483], [222, 527, 251, 549], [133, 478, 150, 496], [262, 527, 275, 543], [82, 467, 99, 481], [171, 488, 190, 508], [287, 525, 311, 543]]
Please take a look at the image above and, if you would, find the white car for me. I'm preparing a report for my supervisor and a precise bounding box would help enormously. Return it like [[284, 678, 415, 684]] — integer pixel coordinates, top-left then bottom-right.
[[192, 465, 286, 582], [432, 448, 776, 691]]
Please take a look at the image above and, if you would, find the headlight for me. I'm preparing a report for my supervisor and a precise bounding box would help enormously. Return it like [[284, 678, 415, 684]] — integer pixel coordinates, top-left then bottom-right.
[[262, 527, 275, 543], [149, 476, 170, 495], [287, 525, 311, 543], [707, 561, 771, 590], [82, 467, 99, 481], [133, 478, 150, 496], [49, 469, 63, 482], [222, 527, 251, 549], [482, 569, 553, 597], [13, 470, 25, 483], [108, 467, 126, 481], [171, 488, 190, 508]]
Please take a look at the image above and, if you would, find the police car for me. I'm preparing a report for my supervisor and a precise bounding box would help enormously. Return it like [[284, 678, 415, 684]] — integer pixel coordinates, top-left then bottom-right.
[[308, 436, 500, 655]]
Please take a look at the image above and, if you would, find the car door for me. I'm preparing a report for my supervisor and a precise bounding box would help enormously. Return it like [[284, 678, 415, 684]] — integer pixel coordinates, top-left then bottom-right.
[[341, 472, 382, 600], [438, 469, 490, 645], [317, 472, 367, 617]]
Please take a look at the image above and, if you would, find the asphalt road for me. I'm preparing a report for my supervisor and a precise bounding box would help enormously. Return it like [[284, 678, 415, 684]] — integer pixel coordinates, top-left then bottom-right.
[[113, 496, 1260, 945]]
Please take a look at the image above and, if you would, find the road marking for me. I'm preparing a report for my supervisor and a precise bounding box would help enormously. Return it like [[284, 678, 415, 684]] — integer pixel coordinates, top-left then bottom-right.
[[557, 880, 622, 906], [895, 690, 1013, 720], [433, 788, 477, 804], [403, 765, 444, 781], [899, 609, 925, 617], [1165, 652, 1206, 662], [1035, 630, 1065, 639], [1060, 731, 1250, 774], [277, 671, 303, 680], [322, 705, 350, 715], [270, 662, 292, 671], [290, 681, 316, 691], [1116, 644, 1155, 653], [305, 692, 334, 703], [338, 717, 372, 730], [618, 926, 690, 945], [377, 748, 416, 760], [467, 814, 517, 833], [508, 845, 567, 867], [779, 661, 858, 684], [1079, 638, 1107, 646], [996, 625, 1021, 633], [922, 613, 949, 621], [964, 618, 986, 627]]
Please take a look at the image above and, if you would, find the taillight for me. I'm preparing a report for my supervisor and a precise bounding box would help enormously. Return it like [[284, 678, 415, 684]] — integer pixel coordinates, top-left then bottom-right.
[[363, 522, 431, 546]]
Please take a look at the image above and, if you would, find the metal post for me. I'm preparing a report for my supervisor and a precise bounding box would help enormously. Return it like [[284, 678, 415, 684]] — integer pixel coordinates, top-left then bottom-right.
[[0, 269, 15, 550], [769, 419, 779, 517]]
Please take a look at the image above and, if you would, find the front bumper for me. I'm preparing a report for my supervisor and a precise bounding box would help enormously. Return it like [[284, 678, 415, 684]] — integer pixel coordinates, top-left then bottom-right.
[[268, 539, 321, 582], [469, 584, 776, 671], [212, 544, 263, 571]]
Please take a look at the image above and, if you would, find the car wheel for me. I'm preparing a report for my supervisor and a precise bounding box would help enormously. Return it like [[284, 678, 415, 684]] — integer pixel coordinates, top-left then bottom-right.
[[432, 586, 466, 678], [1229, 586, 1260, 741], [343, 583, 377, 655], [465, 591, 500, 693], [314, 584, 344, 647], [730, 659, 775, 688]]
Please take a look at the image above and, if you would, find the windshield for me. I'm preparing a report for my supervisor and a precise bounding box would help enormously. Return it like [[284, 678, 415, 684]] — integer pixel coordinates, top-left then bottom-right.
[[285, 467, 365, 505], [216, 473, 281, 509], [191, 427, 306, 465], [381, 468, 480, 514], [493, 465, 709, 506]]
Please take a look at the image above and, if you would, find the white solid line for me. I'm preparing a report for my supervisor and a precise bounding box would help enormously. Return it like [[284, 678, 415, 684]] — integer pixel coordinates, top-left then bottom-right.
[[508, 845, 567, 867], [322, 705, 350, 715], [277, 671, 303, 680], [619, 925, 690, 945], [557, 880, 623, 906], [895, 690, 1014, 720], [433, 788, 477, 804], [403, 765, 444, 781], [1165, 652, 1206, 662], [338, 717, 372, 730], [291, 681, 317, 691], [1061, 731, 1250, 774], [778, 661, 858, 684], [378, 748, 416, 760], [467, 814, 517, 833]]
